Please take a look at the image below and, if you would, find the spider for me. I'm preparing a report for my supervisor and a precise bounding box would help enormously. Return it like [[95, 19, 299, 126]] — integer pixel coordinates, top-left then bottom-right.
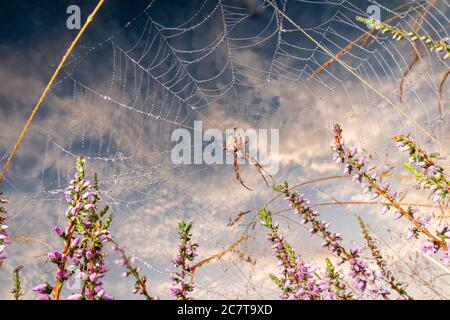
[[224, 128, 274, 191]]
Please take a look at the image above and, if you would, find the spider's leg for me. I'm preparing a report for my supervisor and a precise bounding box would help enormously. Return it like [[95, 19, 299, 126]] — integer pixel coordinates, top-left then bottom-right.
[[256, 163, 270, 187], [245, 153, 274, 187], [234, 151, 252, 191]]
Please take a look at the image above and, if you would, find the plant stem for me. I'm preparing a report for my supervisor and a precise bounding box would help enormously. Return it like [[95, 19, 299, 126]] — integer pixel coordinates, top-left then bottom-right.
[[358, 217, 413, 300], [0, 0, 106, 185], [52, 220, 75, 300], [11, 265, 24, 300]]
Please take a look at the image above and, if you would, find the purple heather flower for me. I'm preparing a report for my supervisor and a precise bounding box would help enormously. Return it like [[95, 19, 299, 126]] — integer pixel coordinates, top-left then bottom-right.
[[89, 272, 99, 282], [393, 211, 402, 220], [86, 250, 94, 260], [36, 295, 50, 300], [56, 269, 66, 280], [114, 258, 126, 266], [436, 225, 450, 238], [416, 161, 426, 168], [370, 193, 379, 200], [442, 252, 450, 265], [170, 287, 179, 296], [102, 294, 114, 300], [418, 214, 432, 226], [350, 247, 361, 256], [53, 226, 63, 236], [96, 289, 105, 298], [432, 194, 441, 203], [32, 283, 53, 295], [405, 229, 415, 240], [83, 181, 93, 189], [82, 191, 95, 200], [48, 250, 62, 261], [71, 203, 81, 215], [427, 165, 437, 174], [84, 203, 96, 210], [422, 241, 439, 256], [83, 221, 92, 227], [67, 293, 83, 300], [71, 237, 81, 247], [0, 196, 10, 264]]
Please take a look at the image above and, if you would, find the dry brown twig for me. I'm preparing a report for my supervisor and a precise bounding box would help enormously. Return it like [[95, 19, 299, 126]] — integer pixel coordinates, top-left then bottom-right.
[[309, 2, 414, 79], [438, 70, 450, 120], [191, 235, 249, 273]]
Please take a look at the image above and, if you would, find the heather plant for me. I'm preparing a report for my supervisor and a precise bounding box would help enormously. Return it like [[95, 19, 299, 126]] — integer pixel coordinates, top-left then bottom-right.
[[112, 241, 157, 300], [259, 208, 335, 300], [324, 258, 353, 300], [332, 124, 449, 263], [3, 129, 448, 300], [273, 182, 390, 299], [11, 265, 24, 300], [0, 129, 448, 301], [170, 220, 198, 300], [356, 16, 450, 59], [393, 134, 449, 204], [0, 135, 448, 300], [33, 156, 114, 300], [358, 218, 411, 299], [0, 193, 10, 266]]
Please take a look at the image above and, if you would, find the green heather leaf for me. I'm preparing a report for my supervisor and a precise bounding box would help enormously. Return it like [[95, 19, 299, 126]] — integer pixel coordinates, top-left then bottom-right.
[[98, 205, 109, 217], [273, 185, 284, 192], [325, 257, 334, 274], [178, 220, 186, 231], [283, 241, 297, 264], [269, 273, 284, 289], [403, 162, 425, 179], [104, 214, 112, 229], [258, 207, 271, 224]]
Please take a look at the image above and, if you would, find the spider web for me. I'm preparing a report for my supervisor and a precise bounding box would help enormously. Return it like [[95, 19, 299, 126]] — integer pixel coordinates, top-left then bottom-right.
[[2, 0, 449, 299]]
